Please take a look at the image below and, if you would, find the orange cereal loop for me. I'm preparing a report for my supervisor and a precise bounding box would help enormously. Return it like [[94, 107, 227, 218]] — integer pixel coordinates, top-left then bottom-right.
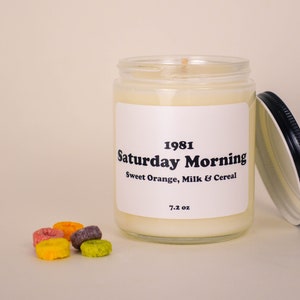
[[35, 238, 70, 260], [53, 221, 84, 241]]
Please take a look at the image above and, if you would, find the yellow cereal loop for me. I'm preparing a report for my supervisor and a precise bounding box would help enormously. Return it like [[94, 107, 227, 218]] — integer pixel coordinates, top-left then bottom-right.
[[80, 239, 112, 257], [53, 221, 84, 241], [35, 238, 70, 260]]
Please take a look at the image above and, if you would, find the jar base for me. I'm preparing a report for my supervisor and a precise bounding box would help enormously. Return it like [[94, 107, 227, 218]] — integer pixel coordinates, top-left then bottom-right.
[[121, 229, 247, 245]]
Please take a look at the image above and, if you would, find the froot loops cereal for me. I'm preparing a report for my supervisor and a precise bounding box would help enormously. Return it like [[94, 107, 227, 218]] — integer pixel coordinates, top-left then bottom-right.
[[70, 225, 102, 249], [32, 222, 111, 260], [80, 239, 112, 257], [53, 221, 84, 241], [33, 227, 64, 247], [35, 238, 70, 260]]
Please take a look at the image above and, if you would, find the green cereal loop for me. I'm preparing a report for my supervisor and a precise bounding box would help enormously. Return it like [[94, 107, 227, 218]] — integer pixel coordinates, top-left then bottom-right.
[[80, 239, 112, 257]]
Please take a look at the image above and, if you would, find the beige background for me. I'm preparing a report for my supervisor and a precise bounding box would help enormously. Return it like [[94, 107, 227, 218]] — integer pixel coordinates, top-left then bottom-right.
[[1, 1, 300, 299]]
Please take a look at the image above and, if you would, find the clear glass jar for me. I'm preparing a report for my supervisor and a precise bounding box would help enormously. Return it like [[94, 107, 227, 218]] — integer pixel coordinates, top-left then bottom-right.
[[114, 55, 256, 244]]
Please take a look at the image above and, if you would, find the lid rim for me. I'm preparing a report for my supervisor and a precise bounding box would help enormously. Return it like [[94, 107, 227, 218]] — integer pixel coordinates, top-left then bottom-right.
[[257, 91, 300, 181]]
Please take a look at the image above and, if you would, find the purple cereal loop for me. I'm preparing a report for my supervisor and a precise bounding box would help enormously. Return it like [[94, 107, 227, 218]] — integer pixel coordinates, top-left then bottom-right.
[[70, 225, 102, 249]]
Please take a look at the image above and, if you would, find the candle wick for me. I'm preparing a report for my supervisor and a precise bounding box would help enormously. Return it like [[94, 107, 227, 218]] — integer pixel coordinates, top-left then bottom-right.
[[181, 58, 189, 74], [181, 58, 189, 66]]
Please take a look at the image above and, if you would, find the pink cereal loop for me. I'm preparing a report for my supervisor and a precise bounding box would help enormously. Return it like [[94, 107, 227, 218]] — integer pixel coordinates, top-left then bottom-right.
[[33, 227, 64, 247]]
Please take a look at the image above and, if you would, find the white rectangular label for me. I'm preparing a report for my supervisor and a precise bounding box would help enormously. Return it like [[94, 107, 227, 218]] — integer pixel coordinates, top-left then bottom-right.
[[116, 102, 249, 219]]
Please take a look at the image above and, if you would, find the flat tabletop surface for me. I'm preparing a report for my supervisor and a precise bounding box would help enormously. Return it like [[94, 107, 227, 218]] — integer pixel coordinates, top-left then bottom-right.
[[2, 172, 300, 300]]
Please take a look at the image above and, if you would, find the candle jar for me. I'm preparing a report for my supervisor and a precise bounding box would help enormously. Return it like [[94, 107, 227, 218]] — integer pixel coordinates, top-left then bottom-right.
[[114, 55, 256, 244]]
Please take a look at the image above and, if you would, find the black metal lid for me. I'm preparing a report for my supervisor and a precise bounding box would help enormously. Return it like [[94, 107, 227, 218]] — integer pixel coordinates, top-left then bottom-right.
[[256, 91, 300, 225]]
